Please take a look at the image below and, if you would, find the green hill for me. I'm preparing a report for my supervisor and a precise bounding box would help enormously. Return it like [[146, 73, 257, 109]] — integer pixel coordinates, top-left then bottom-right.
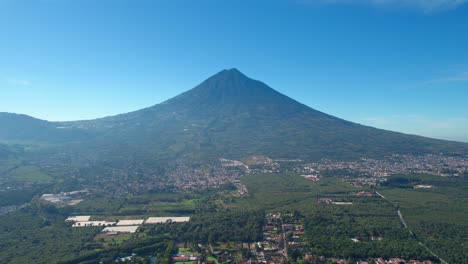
[[0, 112, 91, 144]]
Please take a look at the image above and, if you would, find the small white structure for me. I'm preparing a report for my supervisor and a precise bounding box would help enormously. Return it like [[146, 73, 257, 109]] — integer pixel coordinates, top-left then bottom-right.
[[66, 215, 91, 222], [145, 217, 190, 224], [67, 199, 83, 206], [332, 202, 353, 205], [414, 185, 433, 189], [102, 225, 139, 234], [116, 219, 145, 226], [72, 221, 115, 227]]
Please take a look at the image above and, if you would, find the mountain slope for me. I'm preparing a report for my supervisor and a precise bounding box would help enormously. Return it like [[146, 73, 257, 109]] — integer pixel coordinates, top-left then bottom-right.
[[0, 113, 91, 144], [1, 69, 467, 163], [54, 68, 468, 161], [0, 144, 13, 159]]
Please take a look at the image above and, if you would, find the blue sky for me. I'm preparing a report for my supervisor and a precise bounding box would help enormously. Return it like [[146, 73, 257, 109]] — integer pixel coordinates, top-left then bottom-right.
[[0, 0, 467, 142]]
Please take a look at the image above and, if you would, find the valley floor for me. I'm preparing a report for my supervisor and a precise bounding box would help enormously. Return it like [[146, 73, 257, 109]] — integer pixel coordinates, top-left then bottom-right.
[[0, 172, 466, 263]]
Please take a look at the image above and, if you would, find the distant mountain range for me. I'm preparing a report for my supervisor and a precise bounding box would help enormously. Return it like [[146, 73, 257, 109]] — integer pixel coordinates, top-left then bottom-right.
[[1, 69, 467, 163]]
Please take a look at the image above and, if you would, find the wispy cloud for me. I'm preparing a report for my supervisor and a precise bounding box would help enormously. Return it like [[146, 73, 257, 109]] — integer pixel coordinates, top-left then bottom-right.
[[300, 0, 468, 12], [6, 77, 32, 87], [431, 71, 468, 83], [423, 66, 468, 84]]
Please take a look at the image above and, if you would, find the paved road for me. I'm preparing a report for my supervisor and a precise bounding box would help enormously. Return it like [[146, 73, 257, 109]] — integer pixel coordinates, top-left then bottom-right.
[[279, 218, 288, 258], [396, 210, 408, 228]]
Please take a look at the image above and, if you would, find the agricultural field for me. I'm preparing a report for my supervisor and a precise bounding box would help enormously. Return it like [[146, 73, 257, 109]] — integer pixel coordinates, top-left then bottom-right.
[[7, 165, 53, 183], [71, 193, 201, 217], [380, 174, 468, 263], [233, 173, 355, 211]]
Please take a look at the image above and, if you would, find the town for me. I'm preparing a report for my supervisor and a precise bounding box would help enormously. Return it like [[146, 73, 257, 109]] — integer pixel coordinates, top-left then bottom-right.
[[109, 212, 438, 264]]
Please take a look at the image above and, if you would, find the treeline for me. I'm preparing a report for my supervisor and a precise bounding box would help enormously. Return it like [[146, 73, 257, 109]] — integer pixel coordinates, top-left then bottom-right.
[[145, 209, 265, 243], [0, 184, 49, 207], [303, 211, 435, 260], [181, 209, 265, 243], [0, 204, 101, 264], [413, 221, 468, 264], [59, 237, 174, 264]]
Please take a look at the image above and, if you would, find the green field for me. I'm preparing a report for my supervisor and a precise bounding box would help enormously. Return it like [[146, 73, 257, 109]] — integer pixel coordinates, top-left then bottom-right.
[[7, 165, 53, 183], [234, 173, 355, 210], [380, 174, 468, 263], [71, 193, 200, 217]]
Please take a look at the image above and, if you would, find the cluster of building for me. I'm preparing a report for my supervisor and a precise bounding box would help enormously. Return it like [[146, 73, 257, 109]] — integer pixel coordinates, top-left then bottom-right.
[[172, 253, 198, 262], [200, 212, 306, 264], [301, 174, 320, 181], [40, 189, 89, 206], [245, 156, 281, 174], [261, 213, 288, 262], [115, 253, 139, 263], [413, 185, 433, 189], [148, 209, 440, 264], [166, 160, 249, 193], [356, 191, 373, 197], [304, 154, 468, 179], [219, 158, 250, 171], [65, 215, 190, 234], [30, 150, 468, 202], [35, 153, 467, 200], [316, 198, 354, 205]]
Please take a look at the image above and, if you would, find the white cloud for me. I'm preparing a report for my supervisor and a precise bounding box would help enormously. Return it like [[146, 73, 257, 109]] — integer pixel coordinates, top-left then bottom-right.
[[6, 77, 31, 86], [301, 0, 468, 12]]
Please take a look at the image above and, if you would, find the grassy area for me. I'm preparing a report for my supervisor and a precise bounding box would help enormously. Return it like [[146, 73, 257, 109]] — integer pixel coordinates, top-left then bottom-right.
[[380, 174, 467, 226], [118, 193, 200, 216], [178, 247, 197, 254], [234, 173, 354, 211], [213, 242, 240, 251], [72, 193, 200, 217], [207, 256, 220, 264], [94, 233, 134, 248], [145, 199, 197, 213], [7, 165, 53, 183], [72, 197, 126, 215]]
